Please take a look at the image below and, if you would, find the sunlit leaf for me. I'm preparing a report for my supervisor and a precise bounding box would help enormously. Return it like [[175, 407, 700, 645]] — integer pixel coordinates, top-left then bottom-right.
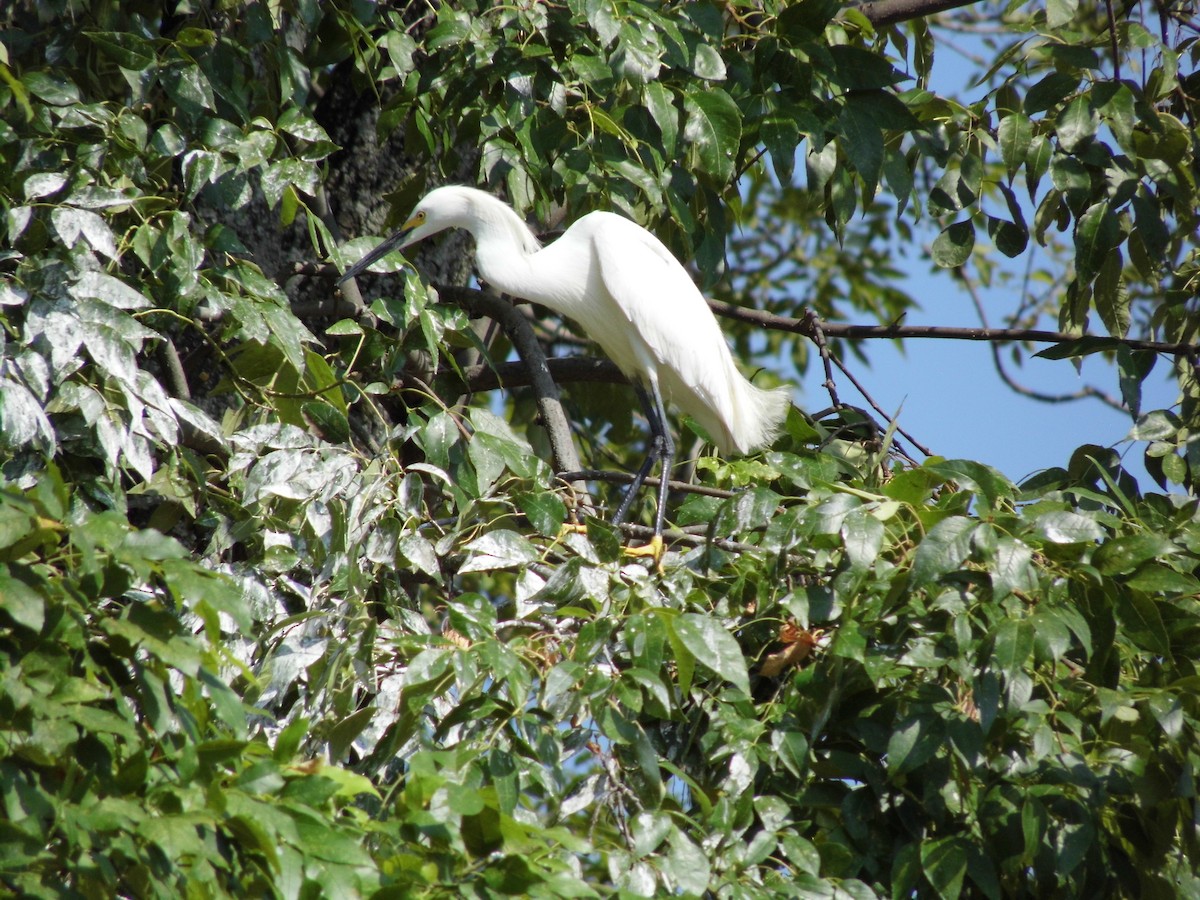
[[672, 613, 749, 695]]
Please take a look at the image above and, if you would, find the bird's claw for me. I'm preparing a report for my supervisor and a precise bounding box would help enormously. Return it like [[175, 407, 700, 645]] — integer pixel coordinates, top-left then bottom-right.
[[557, 523, 664, 573], [624, 534, 665, 573]]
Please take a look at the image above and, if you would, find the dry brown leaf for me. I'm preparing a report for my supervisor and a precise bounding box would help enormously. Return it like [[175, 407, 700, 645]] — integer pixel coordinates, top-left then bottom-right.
[[759, 623, 821, 676]]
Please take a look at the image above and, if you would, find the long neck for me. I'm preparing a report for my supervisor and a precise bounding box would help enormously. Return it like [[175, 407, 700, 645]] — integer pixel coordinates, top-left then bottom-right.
[[467, 197, 543, 298]]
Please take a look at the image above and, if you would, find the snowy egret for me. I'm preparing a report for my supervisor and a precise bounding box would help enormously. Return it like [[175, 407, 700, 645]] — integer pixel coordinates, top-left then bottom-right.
[[338, 186, 790, 559]]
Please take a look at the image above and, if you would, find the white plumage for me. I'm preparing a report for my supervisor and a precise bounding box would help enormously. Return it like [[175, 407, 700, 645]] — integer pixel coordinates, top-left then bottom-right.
[[339, 185, 791, 549]]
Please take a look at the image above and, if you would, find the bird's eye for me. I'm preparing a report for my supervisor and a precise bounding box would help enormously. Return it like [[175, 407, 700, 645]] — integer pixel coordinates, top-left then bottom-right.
[[415, 211, 426, 221]]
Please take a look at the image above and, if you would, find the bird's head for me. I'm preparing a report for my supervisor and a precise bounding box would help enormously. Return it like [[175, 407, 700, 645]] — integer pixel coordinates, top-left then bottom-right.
[[396, 185, 478, 249], [337, 185, 533, 284]]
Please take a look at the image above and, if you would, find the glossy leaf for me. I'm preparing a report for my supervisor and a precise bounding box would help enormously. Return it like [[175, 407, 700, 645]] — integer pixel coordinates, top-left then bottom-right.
[[672, 613, 750, 695], [932, 220, 975, 268], [682, 88, 741, 183]]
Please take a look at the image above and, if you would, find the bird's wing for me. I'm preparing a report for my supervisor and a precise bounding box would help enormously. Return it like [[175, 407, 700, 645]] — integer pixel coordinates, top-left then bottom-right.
[[590, 215, 741, 448], [591, 215, 722, 364]]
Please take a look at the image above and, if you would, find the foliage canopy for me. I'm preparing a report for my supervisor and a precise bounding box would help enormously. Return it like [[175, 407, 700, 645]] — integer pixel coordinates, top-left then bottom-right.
[[1, 0, 1198, 897]]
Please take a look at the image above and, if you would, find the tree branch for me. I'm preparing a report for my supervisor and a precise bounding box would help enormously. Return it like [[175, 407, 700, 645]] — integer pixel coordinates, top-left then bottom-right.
[[437, 285, 595, 516], [853, 0, 986, 27], [308, 270, 1192, 359], [959, 265, 1127, 412], [452, 356, 624, 394], [707, 299, 1199, 357]]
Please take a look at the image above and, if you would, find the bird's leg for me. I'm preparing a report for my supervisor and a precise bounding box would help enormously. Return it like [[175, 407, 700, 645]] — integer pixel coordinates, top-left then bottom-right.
[[650, 382, 674, 541], [622, 382, 672, 567], [611, 386, 662, 527], [560, 387, 663, 549]]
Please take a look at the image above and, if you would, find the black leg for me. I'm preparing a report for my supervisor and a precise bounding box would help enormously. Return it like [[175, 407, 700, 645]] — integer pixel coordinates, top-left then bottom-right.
[[612, 385, 666, 527], [648, 381, 674, 540]]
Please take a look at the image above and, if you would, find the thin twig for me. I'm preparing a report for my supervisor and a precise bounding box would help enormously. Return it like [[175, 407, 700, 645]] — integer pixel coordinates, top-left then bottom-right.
[[557, 469, 737, 500], [804, 309, 842, 409], [617, 522, 786, 558], [826, 355, 933, 457], [959, 269, 1126, 412], [1104, 0, 1122, 82], [707, 298, 1198, 357]]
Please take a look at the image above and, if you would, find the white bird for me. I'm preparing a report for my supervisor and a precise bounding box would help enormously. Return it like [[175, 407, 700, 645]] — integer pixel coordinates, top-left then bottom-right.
[[338, 185, 790, 558]]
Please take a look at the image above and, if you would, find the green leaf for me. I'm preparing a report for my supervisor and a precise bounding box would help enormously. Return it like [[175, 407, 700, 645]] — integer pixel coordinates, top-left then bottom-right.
[[199, 668, 248, 737], [643, 82, 678, 157], [827, 45, 907, 90], [932, 220, 975, 268], [328, 708, 376, 762], [516, 491, 566, 535], [1055, 95, 1097, 152], [690, 42, 726, 81], [1131, 187, 1170, 260], [838, 99, 884, 199], [998, 112, 1032, 181], [1046, 0, 1079, 29], [1031, 608, 1072, 662], [449, 593, 497, 639], [992, 618, 1034, 680], [1147, 692, 1183, 739], [841, 509, 884, 573], [626, 613, 666, 672], [672, 613, 750, 695], [887, 716, 942, 776], [1092, 249, 1127, 336], [1074, 200, 1120, 282], [1093, 533, 1177, 576], [683, 88, 742, 183], [772, 731, 810, 779], [992, 537, 1037, 600], [988, 217, 1029, 257], [1025, 133, 1053, 201], [921, 836, 968, 900], [665, 829, 710, 896], [776, 0, 839, 39], [1116, 348, 1156, 421], [1114, 590, 1170, 655], [911, 516, 976, 588], [22, 71, 81, 105], [1024, 71, 1079, 115], [1127, 409, 1180, 441], [458, 529, 538, 574], [0, 571, 45, 631], [926, 459, 1015, 510], [51, 207, 118, 259], [159, 63, 216, 119], [84, 31, 156, 70], [616, 22, 661, 83], [762, 115, 800, 183], [632, 811, 671, 857], [1033, 510, 1105, 544], [1125, 564, 1199, 595], [1033, 336, 1121, 360]]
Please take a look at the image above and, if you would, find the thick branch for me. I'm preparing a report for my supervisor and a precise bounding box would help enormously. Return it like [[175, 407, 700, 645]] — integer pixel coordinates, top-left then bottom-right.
[[853, 0, 986, 27], [437, 285, 594, 515]]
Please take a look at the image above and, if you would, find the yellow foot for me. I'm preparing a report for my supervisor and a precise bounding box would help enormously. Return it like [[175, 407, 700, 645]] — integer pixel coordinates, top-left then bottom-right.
[[558, 522, 588, 538], [624, 534, 665, 572]]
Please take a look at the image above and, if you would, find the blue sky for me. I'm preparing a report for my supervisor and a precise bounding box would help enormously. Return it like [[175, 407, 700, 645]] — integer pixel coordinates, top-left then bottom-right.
[[817, 24, 1180, 489]]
